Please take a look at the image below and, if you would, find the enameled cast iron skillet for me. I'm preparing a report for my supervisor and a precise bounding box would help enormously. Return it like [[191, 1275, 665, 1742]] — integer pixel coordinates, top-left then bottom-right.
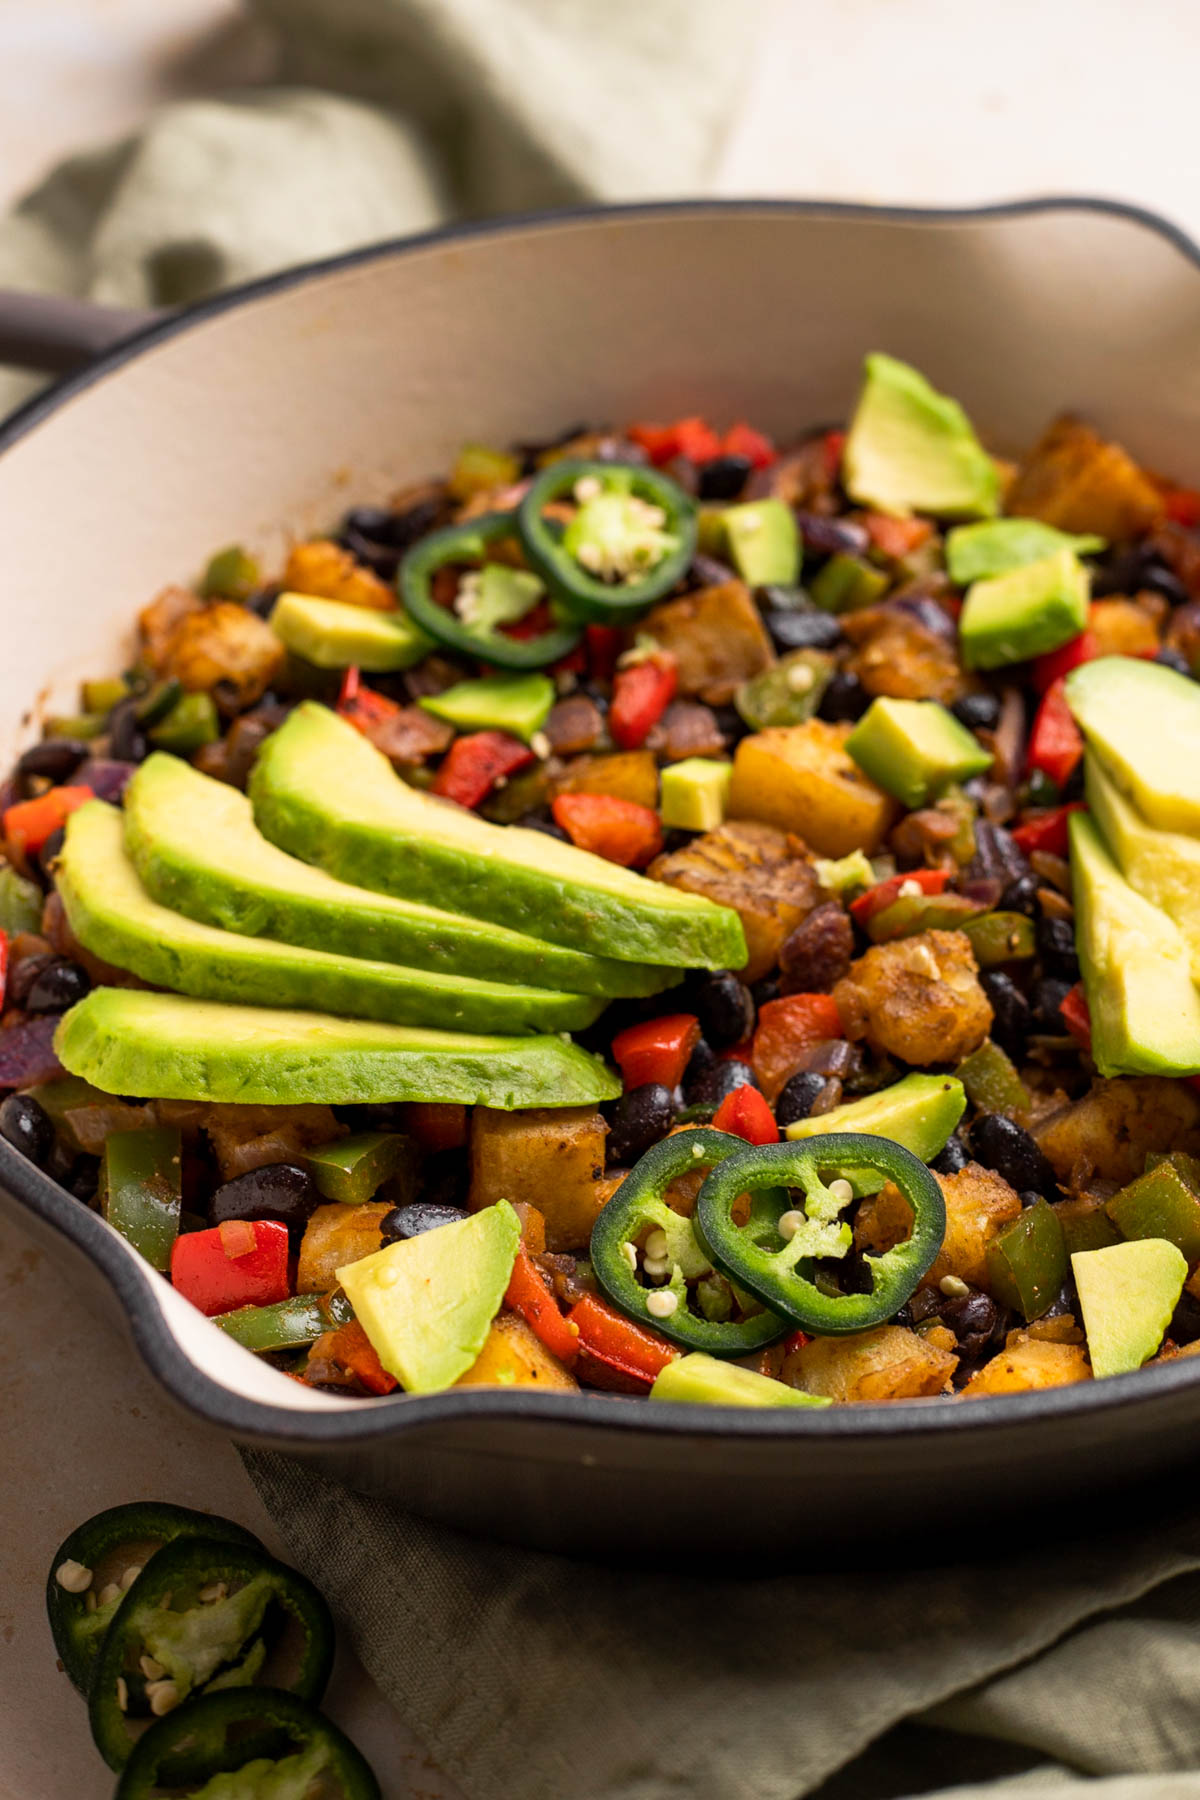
[[4, 198, 1200, 1558]]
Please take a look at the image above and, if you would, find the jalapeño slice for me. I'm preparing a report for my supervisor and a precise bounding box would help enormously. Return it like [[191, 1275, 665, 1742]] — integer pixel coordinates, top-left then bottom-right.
[[399, 510, 581, 668], [518, 460, 697, 621]]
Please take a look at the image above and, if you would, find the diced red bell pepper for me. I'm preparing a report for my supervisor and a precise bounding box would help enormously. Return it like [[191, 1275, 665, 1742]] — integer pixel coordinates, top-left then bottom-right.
[[1162, 484, 1200, 528], [585, 624, 622, 682], [712, 1082, 778, 1145], [1060, 982, 1092, 1053], [751, 993, 844, 1102], [1027, 678, 1084, 789], [610, 652, 677, 750], [1011, 802, 1086, 858], [822, 430, 846, 480], [863, 513, 933, 560], [432, 730, 534, 808], [1031, 630, 1097, 694], [610, 1013, 701, 1091], [567, 1292, 677, 1393], [783, 1328, 813, 1357], [403, 1102, 468, 1152], [327, 1319, 398, 1396], [627, 416, 722, 467], [4, 785, 93, 858], [849, 868, 950, 925], [336, 668, 400, 731], [170, 1219, 290, 1316], [551, 792, 663, 868], [501, 600, 555, 642], [0, 928, 9, 1013], [721, 422, 775, 469], [505, 1247, 579, 1365]]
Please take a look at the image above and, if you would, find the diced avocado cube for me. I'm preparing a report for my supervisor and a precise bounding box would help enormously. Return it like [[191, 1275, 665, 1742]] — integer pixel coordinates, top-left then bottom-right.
[[721, 499, 800, 587], [660, 759, 733, 832], [1053, 1195, 1122, 1258], [418, 673, 555, 744], [842, 352, 1000, 520], [845, 697, 993, 807], [1072, 1238, 1187, 1377], [269, 592, 432, 671], [650, 1352, 830, 1408], [985, 1199, 1067, 1321], [1069, 656, 1200, 837], [959, 548, 1089, 669], [337, 1199, 521, 1392], [305, 1131, 418, 1207], [784, 1072, 965, 1195], [809, 553, 889, 613], [1107, 1156, 1200, 1265], [945, 518, 1104, 584], [1070, 811, 1200, 1079]]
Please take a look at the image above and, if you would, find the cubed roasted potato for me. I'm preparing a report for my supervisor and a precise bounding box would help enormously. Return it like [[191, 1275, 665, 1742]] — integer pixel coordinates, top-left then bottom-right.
[[648, 819, 821, 982], [960, 1331, 1091, 1396], [728, 720, 899, 857], [1034, 1077, 1200, 1188], [645, 579, 774, 705], [163, 602, 286, 711], [854, 1161, 1022, 1291], [281, 538, 396, 610], [204, 1104, 347, 1182], [1005, 415, 1163, 539], [552, 750, 659, 810], [470, 1106, 608, 1252], [139, 586, 204, 670], [834, 930, 992, 1065], [842, 604, 969, 705], [785, 1325, 957, 1402], [297, 1202, 389, 1293], [1088, 596, 1163, 658], [455, 1311, 579, 1391]]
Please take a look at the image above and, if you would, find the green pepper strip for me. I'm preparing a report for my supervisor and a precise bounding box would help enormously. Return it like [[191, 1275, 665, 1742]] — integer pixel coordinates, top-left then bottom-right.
[[696, 1131, 946, 1336], [89, 1536, 334, 1770], [114, 1687, 381, 1800], [214, 1290, 353, 1354], [46, 1503, 261, 1695], [591, 1128, 790, 1356], [399, 510, 582, 669], [517, 459, 698, 622]]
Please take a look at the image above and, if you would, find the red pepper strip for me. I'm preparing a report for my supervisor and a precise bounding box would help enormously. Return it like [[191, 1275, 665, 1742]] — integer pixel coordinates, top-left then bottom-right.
[[1011, 802, 1086, 858], [1060, 982, 1092, 1053], [1027, 678, 1084, 789], [627, 416, 721, 467], [610, 652, 677, 750], [3, 785, 93, 858], [783, 1328, 813, 1357], [1163, 485, 1200, 528], [551, 792, 663, 868], [752, 992, 844, 1101], [849, 868, 950, 925], [171, 1220, 290, 1316], [863, 512, 933, 560], [505, 1248, 579, 1364], [403, 1102, 468, 1152], [337, 670, 401, 734], [712, 1083, 778, 1145], [337, 666, 361, 708], [432, 730, 534, 808], [610, 1013, 701, 1091], [1032, 630, 1097, 694], [822, 430, 846, 480], [585, 624, 622, 682], [721, 422, 775, 469], [567, 1292, 677, 1393], [327, 1319, 398, 1395]]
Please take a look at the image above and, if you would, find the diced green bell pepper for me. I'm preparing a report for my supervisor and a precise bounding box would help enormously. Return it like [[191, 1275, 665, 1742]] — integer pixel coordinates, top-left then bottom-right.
[[214, 1291, 353, 1353], [44, 713, 107, 740], [734, 650, 834, 729], [101, 1127, 183, 1272], [962, 910, 1037, 965], [809, 553, 889, 613], [865, 890, 985, 942], [201, 544, 262, 601], [985, 1199, 1067, 1320], [304, 1132, 417, 1206], [1053, 1195, 1122, 1257], [1106, 1154, 1200, 1265], [956, 1040, 1030, 1117], [0, 864, 44, 935], [81, 676, 132, 715], [150, 692, 221, 755]]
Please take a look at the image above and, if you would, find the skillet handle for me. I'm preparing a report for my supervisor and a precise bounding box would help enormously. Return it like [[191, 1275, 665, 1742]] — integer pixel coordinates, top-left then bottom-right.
[[0, 288, 159, 375]]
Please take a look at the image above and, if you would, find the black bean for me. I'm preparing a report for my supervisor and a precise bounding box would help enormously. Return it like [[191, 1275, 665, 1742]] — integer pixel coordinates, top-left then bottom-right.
[[63, 1153, 100, 1202], [709, 704, 748, 744], [750, 975, 780, 1010], [210, 1162, 320, 1242], [938, 1289, 1001, 1359], [1142, 566, 1190, 607], [980, 971, 1031, 1059], [950, 692, 1001, 732], [107, 698, 148, 764], [999, 871, 1039, 916], [1019, 1189, 1043, 1209], [686, 1059, 758, 1109], [606, 1082, 676, 1167], [1033, 976, 1073, 1032], [0, 1091, 54, 1166], [762, 608, 844, 653], [16, 739, 91, 785], [518, 815, 569, 841], [698, 454, 752, 502], [8, 954, 56, 1009], [971, 1112, 1058, 1198], [24, 959, 90, 1015], [381, 1201, 469, 1243], [796, 512, 870, 559], [818, 669, 868, 723], [692, 971, 755, 1049], [1036, 915, 1080, 979], [1090, 544, 1154, 597], [690, 553, 737, 588], [775, 1071, 828, 1128], [931, 1132, 971, 1176], [969, 821, 1030, 888], [1169, 1290, 1200, 1345], [418, 1149, 471, 1213], [35, 825, 67, 885], [1156, 647, 1193, 677]]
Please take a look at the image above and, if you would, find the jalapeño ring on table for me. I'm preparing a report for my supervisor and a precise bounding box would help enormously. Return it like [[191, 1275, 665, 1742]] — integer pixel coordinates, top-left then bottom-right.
[[695, 1132, 947, 1336], [517, 459, 698, 621], [590, 1127, 790, 1356], [399, 509, 583, 668]]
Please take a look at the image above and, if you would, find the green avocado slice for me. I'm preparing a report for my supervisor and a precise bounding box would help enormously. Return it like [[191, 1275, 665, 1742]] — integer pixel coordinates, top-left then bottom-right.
[[249, 703, 747, 968], [55, 989, 621, 1107], [1069, 810, 1200, 1079], [784, 1072, 965, 1195], [269, 591, 432, 670], [125, 755, 673, 998], [842, 352, 999, 520], [1067, 655, 1200, 835], [59, 802, 603, 1036], [1085, 754, 1200, 979]]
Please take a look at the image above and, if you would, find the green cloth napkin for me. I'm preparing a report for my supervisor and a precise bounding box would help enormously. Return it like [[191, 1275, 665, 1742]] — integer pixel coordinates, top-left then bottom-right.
[[244, 1447, 1200, 1800]]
